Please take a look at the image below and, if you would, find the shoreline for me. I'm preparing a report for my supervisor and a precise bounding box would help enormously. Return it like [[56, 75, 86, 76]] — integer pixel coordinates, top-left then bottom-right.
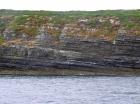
[[0, 67, 140, 76]]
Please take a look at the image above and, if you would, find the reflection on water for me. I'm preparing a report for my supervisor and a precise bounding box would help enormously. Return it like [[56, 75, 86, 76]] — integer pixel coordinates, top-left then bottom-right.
[[0, 76, 140, 104]]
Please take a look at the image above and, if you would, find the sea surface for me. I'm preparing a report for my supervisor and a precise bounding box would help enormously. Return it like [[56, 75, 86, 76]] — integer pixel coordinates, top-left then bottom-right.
[[0, 76, 140, 104]]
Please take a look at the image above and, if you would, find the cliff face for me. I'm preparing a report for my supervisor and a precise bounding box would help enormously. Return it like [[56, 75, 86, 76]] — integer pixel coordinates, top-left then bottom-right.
[[0, 10, 140, 75], [0, 33, 140, 70]]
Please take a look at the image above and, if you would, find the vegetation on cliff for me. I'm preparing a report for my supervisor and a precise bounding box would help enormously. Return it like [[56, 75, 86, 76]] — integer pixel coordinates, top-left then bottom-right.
[[0, 9, 140, 43], [0, 36, 4, 45]]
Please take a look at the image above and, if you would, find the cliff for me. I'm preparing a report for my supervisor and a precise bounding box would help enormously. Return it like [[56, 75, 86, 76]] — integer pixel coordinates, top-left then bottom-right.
[[0, 10, 140, 75]]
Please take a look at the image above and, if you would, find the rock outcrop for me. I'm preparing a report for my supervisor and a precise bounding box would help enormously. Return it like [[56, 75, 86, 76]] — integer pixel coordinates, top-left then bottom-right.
[[0, 32, 140, 75], [0, 10, 140, 75]]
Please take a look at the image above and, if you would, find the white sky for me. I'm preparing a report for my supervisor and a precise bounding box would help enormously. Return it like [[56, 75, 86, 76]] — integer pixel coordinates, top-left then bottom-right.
[[0, 0, 140, 11]]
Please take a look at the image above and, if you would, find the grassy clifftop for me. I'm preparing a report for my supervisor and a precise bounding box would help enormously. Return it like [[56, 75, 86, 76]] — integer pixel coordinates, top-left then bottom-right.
[[0, 9, 140, 41]]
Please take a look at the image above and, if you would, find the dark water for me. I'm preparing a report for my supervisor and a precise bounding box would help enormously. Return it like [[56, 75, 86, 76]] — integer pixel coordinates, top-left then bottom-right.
[[0, 76, 140, 104]]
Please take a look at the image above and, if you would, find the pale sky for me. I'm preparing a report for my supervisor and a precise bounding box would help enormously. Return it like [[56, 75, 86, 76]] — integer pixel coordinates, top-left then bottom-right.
[[0, 0, 140, 11]]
